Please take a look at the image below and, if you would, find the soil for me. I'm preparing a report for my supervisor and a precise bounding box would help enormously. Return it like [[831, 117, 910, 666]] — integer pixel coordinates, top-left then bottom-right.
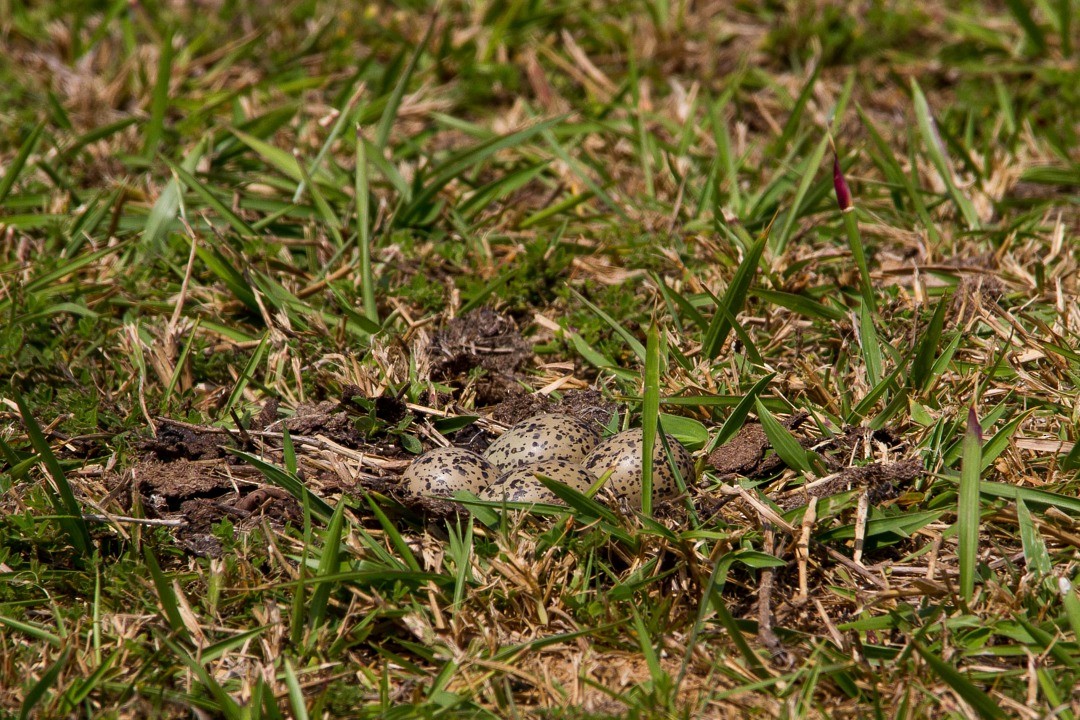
[[429, 308, 533, 377], [141, 423, 231, 461], [427, 308, 535, 405], [707, 412, 810, 478], [488, 388, 618, 430]]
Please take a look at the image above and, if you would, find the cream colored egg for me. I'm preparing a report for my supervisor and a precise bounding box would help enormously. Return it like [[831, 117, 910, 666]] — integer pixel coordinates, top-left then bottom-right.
[[480, 460, 597, 504], [402, 447, 498, 498], [483, 413, 600, 472], [583, 428, 695, 506]]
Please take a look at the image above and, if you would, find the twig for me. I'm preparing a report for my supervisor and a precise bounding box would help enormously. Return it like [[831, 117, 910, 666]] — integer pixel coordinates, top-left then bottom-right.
[[82, 514, 185, 527], [853, 488, 870, 564], [796, 497, 817, 603], [756, 524, 789, 666]]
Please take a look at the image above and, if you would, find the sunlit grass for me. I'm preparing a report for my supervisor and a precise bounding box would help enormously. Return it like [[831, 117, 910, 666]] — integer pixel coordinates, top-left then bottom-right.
[[1, 0, 1079, 717]]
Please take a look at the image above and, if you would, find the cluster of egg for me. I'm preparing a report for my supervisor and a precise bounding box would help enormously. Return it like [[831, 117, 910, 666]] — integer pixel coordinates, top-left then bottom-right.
[[402, 413, 694, 507]]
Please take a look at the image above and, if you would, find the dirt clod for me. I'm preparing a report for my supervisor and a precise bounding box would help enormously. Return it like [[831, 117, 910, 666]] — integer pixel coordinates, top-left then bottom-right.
[[430, 308, 533, 377], [141, 424, 230, 462], [708, 413, 810, 477]]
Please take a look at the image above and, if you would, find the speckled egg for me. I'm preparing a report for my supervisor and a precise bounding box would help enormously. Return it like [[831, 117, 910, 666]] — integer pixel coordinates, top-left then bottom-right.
[[402, 447, 498, 498], [483, 413, 600, 472], [583, 428, 695, 506], [479, 460, 597, 504]]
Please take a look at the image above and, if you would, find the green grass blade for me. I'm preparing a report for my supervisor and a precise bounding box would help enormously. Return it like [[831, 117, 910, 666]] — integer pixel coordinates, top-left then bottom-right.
[[572, 289, 648, 362], [228, 449, 335, 521], [221, 331, 269, 417], [0, 615, 62, 647], [909, 299, 949, 393], [959, 406, 984, 603], [835, 153, 876, 314], [857, 299, 883, 389], [355, 130, 378, 325], [142, 545, 190, 641], [773, 134, 829, 253], [145, 137, 206, 249], [540, 125, 627, 220], [630, 606, 665, 683], [160, 636, 243, 720], [1004, 0, 1047, 54], [913, 641, 1005, 719], [283, 657, 310, 720], [374, 21, 433, 151], [61, 649, 117, 709], [14, 390, 92, 557], [365, 493, 421, 572], [0, 122, 44, 205], [308, 498, 347, 633], [704, 558, 768, 679], [165, 158, 258, 238], [194, 244, 259, 311], [399, 117, 563, 225], [1060, 575, 1080, 641], [231, 129, 334, 188], [910, 80, 980, 229], [641, 324, 661, 515], [1058, 0, 1073, 55], [19, 649, 69, 720], [755, 399, 814, 475], [775, 65, 821, 154], [1015, 497, 1052, 579], [707, 373, 777, 452], [142, 26, 174, 156], [282, 426, 297, 476], [703, 231, 767, 359]]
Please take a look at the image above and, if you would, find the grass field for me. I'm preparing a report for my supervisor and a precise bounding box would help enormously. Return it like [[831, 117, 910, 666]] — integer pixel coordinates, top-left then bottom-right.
[[2, 0, 1079, 717]]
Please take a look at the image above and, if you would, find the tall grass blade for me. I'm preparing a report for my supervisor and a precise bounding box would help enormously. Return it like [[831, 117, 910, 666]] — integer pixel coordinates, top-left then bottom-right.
[[641, 324, 661, 515], [773, 135, 829, 252], [1015, 497, 1052, 580], [703, 232, 767, 359], [229, 449, 335, 521], [1004, 0, 1047, 54], [355, 129, 378, 325], [19, 649, 69, 720], [572, 289, 647, 361], [375, 20, 434, 151], [221, 331, 269, 417], [0, 122, 44, 205], [910, 80, 980, 229], [308, 498, 347, 633], [143, 545, 190, 641], [283, 658, 310, 720], [14, 390, 92, 557], [959, 406, 984, 603], [365, 493, 421, 572], [834, 154, 876, 313], [707, 373, 776, 452], [857, 300, 883, 388], [161, 636, 243, 720], [913, 641, 1005, 719], [909, 299, 949, 393], [142, 26, 174, 156], [755, 400, 814, 475]]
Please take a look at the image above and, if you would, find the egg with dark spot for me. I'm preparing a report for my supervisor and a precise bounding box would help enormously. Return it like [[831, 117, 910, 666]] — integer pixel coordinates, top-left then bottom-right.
[[583, 428, 695, 506], [479, 460, 597, 504], [483, 413, 600, 472], [402, 447, 498, 498]]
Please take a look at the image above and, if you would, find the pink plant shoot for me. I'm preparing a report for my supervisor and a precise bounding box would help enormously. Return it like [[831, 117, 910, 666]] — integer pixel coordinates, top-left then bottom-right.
[[833, 154, 853, 213], [967, 406, 983, 442]]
